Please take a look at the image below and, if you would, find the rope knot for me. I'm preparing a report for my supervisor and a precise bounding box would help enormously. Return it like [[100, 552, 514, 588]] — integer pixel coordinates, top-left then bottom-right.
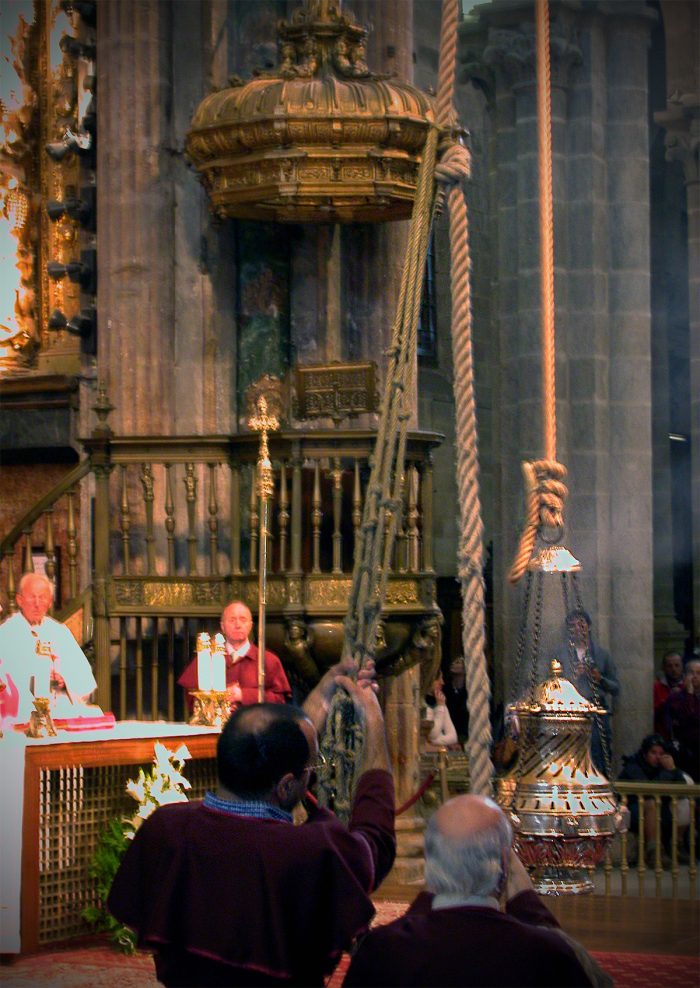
[[435, 141, 471, 192], [507, 459, 569, 584]]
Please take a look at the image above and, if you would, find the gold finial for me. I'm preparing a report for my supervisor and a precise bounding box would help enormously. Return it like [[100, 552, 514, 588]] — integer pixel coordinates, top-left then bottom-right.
[[92, 380, 114, 436], [249, 396, 279, 500]]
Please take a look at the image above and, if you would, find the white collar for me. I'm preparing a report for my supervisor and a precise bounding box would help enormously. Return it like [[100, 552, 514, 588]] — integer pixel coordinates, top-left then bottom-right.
[[227, 640, 251, 661], [432, 893, 500, 911]]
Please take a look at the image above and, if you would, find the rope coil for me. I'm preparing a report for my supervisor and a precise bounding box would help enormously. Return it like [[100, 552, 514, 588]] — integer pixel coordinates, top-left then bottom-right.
[[507, 458, 569, 585]]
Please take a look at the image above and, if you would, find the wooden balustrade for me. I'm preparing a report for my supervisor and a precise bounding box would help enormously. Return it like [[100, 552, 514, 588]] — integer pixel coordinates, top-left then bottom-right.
[[1, 430, 442, 717], [423, 757, 700, 899]]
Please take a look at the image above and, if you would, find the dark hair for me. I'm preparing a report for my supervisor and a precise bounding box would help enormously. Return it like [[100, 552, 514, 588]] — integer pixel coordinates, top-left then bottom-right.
[[640, 733, 668, 756], [217, 703, 310, 798], [566, 608, 592, 627]]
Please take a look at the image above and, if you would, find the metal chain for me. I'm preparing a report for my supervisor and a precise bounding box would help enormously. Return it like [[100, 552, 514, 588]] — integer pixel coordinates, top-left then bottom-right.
[[570, 573, 613, 779], [510, 570, 533, 704]]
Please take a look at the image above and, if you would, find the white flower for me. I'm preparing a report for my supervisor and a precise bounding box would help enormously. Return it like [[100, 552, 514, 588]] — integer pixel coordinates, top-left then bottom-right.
[[138, 801, 157, 820], [157, 788, 188, 805], [172, 743, 191, 763], [126, 771, 147, 802]]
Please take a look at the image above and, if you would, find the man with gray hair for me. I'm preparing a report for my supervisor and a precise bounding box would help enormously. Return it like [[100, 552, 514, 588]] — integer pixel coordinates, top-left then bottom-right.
[[0, 572, 96, 723], [344, 794, 595, 987]]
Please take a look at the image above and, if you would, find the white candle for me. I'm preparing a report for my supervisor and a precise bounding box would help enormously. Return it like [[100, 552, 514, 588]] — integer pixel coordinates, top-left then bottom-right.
[[196, 633, 212, 692], [211, 634, 226, 693]]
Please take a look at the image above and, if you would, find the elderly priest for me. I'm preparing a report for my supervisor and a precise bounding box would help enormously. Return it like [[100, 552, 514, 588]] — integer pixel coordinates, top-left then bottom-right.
[[0, 572, 97, 723], [108, 661, 395, 986]]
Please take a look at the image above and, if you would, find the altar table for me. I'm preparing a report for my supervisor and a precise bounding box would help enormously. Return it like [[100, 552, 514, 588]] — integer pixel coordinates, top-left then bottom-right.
[[0, 722, 218, 954]]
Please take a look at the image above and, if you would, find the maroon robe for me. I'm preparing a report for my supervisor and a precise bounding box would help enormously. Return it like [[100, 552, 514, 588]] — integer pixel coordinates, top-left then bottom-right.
[[178, 643, 291, 705], [343, 890, 592, 987], [108, 768, 395, 987]]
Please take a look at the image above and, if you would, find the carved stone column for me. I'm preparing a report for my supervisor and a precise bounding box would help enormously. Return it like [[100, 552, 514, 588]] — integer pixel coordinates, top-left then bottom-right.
[[344, 0, 416, 406], [657, 95, 700, 644], [460, 1, 656, 761], [383, 661, 424, 883], [97, 0, 236, 434]]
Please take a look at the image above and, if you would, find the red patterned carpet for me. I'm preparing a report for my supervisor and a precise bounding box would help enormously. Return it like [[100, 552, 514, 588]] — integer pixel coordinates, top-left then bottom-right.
[[2, 902, 698, 987]]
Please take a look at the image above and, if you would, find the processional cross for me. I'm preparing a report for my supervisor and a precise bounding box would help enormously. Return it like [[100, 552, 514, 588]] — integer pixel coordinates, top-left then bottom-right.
[[248, 396, 279, 701]]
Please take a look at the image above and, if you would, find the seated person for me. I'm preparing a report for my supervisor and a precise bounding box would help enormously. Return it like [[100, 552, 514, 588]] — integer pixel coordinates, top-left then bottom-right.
[[178, 600, 291, 707], [618, 733, 690, 866], [653, 650, 684, 736], [423, 673, 461, 751], [344, 794, 602, 987], [0, 572, 97, 723]]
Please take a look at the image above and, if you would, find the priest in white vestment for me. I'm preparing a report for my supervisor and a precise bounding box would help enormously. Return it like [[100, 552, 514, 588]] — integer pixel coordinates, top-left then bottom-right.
[[0, 572, 97, 723]]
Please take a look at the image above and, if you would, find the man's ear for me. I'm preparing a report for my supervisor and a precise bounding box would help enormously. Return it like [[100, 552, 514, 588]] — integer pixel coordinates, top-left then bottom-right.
[[275, 772, 298, 807]]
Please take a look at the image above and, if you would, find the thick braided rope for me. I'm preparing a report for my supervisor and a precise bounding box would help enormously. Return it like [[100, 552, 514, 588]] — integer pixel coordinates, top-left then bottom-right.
[[507, 458, 568, 584], [435, 0, 493, 798], [324, 128, 440, 819], [536, 0, 557, 462], [508, 1, 569, 584], [345, 126, 440, 664]]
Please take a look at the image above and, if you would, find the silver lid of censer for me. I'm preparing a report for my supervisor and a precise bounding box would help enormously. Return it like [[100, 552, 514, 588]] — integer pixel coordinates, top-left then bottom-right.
[[497, 659, 627, 894]]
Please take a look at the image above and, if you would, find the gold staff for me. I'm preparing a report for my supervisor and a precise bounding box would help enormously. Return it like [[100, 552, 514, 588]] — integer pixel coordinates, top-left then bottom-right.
[[249, 396, 279, 702]]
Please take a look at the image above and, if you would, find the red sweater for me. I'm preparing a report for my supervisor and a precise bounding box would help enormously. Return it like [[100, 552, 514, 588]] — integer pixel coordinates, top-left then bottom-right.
[[108, 769, 396, 986], [178, 643, 291, 705], [343, 890, 592, 987]]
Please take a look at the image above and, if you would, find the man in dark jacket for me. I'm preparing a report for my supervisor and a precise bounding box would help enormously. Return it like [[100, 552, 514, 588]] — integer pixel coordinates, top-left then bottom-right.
[[109, 662, 395, 987], [344, 794, 598, 987]]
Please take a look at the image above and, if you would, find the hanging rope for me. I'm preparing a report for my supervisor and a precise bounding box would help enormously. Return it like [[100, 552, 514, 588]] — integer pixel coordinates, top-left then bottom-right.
[[507, 0, 569, 585], [319, 122, 442, 817], [320, 0, 495, 811], [434, 0, 493, 798]]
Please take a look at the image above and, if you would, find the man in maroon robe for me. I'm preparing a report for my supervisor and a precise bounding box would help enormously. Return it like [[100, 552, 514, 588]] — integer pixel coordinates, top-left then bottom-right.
[[178, 600, 291, 705], [108, 661, 395, 987], [344, 794, 599, 988]]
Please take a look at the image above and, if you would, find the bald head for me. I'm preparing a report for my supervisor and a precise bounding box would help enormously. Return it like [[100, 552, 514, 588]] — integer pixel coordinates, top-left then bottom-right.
[[16, 573, 54, 625], [425, 794, 512, 899], [432, 794, 506, 841]]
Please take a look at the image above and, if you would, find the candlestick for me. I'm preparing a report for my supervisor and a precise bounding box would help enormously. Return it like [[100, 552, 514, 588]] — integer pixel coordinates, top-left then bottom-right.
[[211, 634, 226, 693], [196, 632, 212, 692]]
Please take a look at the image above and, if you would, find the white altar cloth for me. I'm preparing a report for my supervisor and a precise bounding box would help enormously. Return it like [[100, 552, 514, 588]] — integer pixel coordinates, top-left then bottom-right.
[[0, 722, 217, 953]]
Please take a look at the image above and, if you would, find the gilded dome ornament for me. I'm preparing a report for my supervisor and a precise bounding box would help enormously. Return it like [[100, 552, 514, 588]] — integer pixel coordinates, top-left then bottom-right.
[[186, 0, 435, 223]]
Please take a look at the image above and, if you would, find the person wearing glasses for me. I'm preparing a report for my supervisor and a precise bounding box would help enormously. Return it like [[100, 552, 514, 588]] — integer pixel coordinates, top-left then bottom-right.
[[108, 658, 394, 987]]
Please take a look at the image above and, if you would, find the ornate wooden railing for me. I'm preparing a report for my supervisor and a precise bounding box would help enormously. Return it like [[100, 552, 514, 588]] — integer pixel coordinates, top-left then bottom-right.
[[610, 781, 699, 899], [421, 756, 700, 899], [1, 427, 443, 720]]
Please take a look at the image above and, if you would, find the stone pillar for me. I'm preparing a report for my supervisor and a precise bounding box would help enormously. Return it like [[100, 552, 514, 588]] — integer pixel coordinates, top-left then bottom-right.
[[604, 3, 656, 759], [463, 7, 581, 699], [659, 103, 700, 644], [383, 662, 424, 883], [97, 0, 175, 434], [460, 1, 657, 762], [97, 0, 236, 435], [657, 0, 700, 645], [346, 0, 414, 377]]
